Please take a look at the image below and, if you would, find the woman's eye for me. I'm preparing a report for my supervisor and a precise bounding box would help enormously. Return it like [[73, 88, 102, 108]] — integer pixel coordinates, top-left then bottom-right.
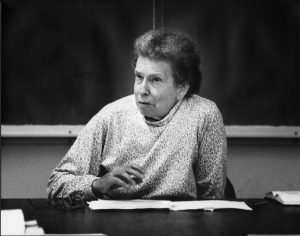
[[152, 77, 161, 83], [135, 74, 143, 81]]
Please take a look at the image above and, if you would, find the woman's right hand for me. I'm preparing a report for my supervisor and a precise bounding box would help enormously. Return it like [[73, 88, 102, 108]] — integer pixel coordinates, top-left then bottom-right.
[[91, 164, 144, 197]]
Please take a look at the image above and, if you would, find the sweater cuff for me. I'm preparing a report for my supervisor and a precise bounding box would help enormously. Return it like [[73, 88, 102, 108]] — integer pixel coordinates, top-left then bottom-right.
[[82, 175, 100, 201]]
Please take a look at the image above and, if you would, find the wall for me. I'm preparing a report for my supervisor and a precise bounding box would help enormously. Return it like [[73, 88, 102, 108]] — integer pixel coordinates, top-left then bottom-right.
[[1, 138, 300, 198], [228, 139, 300, 197]]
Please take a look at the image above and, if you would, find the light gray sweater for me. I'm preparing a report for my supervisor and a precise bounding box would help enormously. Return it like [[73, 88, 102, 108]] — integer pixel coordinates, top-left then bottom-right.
[[47, 94, 227, 201]]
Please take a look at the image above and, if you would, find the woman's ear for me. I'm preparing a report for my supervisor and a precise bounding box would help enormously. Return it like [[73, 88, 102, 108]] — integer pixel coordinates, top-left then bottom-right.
[[177, 83, 190, 100]]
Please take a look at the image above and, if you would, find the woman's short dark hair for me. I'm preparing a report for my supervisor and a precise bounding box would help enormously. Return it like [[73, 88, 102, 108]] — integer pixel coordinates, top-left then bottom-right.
[[133, 28, 202, 98]]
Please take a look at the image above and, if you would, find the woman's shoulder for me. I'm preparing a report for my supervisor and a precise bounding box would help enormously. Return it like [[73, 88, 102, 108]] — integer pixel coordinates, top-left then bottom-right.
[[78, 95, 136, 136], [184, 95, 225, 135], [92, 95, 137, 120], [187, 94, 221, 116], [82, 95, 137, 132], [104, 94, 135, 110]]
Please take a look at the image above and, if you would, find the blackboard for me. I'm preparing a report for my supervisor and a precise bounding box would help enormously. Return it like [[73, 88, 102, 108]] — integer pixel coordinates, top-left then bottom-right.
[[1, 0, 300, 125]]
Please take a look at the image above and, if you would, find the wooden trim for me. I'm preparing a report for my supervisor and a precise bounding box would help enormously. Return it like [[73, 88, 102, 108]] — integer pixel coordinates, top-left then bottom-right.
[[1, 125, 83, 138], [225, 126, 300, 138], [1, 125, 300, 138]]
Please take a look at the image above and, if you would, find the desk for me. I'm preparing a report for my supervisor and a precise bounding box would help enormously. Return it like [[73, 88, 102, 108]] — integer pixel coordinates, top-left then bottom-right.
[[1, 199, 300, 235]]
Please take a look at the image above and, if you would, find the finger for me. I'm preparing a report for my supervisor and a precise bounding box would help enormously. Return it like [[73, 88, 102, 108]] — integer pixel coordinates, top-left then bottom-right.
[[129, 175, 143, 184], [128, 164, 145, 175], [116, 172, 136, 186], [110, 176, 130, 189], [126, 168, 144, 183], [110, 166, 144, 185], [96, 174, 129, 194]]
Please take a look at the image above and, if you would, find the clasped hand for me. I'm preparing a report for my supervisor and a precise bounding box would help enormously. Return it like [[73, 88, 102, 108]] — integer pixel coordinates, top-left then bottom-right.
[[92, 164, 144, 197]]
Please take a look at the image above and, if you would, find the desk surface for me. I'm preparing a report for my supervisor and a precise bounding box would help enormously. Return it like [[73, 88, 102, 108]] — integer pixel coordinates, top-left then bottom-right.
[[1, 199, 300, 235]]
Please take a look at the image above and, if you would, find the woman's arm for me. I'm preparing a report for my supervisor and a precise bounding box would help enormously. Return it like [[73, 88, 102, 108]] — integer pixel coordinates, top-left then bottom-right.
[[47, 113, 106, 203], [195, 103, 227, 199]]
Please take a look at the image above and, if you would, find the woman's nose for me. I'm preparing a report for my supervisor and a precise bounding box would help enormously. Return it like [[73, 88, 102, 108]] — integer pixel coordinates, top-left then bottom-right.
[[139, 79, 150, 96]]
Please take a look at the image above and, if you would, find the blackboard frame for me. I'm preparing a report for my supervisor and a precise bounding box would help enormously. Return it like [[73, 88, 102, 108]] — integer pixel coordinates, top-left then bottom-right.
[[1, 125, 300, 138]]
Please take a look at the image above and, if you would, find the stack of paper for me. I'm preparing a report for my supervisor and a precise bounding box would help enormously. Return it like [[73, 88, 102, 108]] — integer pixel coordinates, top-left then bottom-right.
[[88, 199, 252, 211], [170, 200, 252, 211], [88, 199, 172, 210], [265, 191, 300, 205], [1, 209, 45, 235], [1, 209, 25, 235]]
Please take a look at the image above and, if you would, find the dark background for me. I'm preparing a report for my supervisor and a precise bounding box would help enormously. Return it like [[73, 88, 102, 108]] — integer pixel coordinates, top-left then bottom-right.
[[1, 0, 299, 125]]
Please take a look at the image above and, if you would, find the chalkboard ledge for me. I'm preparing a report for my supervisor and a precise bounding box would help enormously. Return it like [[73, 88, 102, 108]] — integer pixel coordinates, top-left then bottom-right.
[[1, 125, 300, 139], [1, 125, 300, 138]]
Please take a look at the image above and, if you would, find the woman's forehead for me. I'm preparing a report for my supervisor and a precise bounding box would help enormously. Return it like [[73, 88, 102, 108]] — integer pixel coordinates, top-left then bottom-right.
[[135, 56, 173, 76]]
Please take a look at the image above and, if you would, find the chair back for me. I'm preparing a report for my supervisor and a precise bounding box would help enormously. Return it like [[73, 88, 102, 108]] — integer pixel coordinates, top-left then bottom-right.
[[224, 178, 236, 199]]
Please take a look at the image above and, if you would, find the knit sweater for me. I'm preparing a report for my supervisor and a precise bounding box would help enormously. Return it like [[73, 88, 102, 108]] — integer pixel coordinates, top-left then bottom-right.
[[47, 94, 227, 201]]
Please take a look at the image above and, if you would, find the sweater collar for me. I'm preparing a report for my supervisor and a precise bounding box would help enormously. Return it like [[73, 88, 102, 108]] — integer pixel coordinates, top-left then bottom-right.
[[144, 99, 183, 127]]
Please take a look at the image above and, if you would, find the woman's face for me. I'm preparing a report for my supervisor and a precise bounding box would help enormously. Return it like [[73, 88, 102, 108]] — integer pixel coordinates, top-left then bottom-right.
[[134, 56, 188, 121]]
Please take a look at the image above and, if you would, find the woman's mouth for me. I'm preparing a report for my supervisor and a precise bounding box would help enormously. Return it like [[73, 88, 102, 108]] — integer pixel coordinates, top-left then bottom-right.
[[138, 101, 151, 105]]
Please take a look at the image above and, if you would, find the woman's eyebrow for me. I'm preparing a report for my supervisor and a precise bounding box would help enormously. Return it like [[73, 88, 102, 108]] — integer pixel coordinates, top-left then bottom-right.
[[150, 73, 166, 80], [134, 70, 143, 76], [135, 70, 165, 79]]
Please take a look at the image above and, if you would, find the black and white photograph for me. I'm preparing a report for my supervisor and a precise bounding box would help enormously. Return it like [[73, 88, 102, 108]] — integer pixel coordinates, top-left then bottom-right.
[[1, 0, 300, 235]]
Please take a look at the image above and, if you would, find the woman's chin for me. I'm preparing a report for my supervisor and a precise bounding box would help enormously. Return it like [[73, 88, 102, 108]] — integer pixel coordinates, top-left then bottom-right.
[[138, 109, 157, 121]]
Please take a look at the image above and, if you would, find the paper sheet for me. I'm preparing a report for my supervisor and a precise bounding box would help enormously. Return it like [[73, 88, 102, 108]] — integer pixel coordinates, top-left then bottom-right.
[[170, 200, 252, 211], [88, 199, 172, 210], [265, 191, 300, 205], [88, 199, 252, 211], [1, 209, 45, 235], [1, 209, 25, 235]]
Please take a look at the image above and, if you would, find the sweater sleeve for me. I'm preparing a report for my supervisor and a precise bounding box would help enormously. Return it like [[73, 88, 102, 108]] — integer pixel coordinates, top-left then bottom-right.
[[47, 112, 107, 202], [195, 103, 227, 199]]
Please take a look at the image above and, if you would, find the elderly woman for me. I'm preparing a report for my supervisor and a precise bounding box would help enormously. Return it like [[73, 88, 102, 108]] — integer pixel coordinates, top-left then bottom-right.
[[47, 29, 227, 203]]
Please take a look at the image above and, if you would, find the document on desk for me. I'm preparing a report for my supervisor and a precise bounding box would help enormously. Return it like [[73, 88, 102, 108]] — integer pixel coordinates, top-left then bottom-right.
[[1, 209, 45, 235], [265, 191, 300, 205], [88, 199, 172, 210], [170, 200, 252, 211], [1, 209, 25, 235], [88, 199, 252, 211]]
